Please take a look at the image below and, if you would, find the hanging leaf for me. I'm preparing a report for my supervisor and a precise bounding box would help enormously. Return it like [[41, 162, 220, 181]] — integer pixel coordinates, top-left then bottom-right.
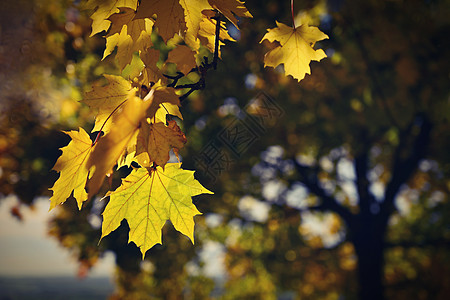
[[101, 164, 213, 258], [104, 8, 154, 70], [49, 128, 94, 210], [179, 0, 213, 50], [82, 75, 136, 133], [87, 90, 153, 197], [85, 0, 138, 36], [260, 21, 328, 81], [166, 45, 197, 75], [136, 121, 187, 167], [208, 0, 253, 28], [134, 0, 186, 42]]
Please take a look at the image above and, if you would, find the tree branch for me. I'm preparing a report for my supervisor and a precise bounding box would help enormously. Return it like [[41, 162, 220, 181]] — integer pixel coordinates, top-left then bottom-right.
[[164, 11, 222, 102], [293, 159, 355, 227], [379, 113, 433, 224]]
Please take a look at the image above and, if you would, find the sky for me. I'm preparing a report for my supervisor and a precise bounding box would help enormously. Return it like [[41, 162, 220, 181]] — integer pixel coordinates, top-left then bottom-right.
[[0, 195, 115, 278]]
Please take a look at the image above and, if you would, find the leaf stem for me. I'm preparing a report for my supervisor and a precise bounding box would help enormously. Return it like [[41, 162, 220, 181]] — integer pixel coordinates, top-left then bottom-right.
[[291, 0, 296, 28]]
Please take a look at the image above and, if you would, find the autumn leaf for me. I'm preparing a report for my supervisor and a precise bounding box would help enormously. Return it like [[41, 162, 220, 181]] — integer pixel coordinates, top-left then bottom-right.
[[87, 90, 153, 198], [139, 48, 164, 85], [101, 164, 213, 258], [208, 0, 252, 28], [85, 0, 138, 36], [134, 0, 186, 42], [166, 45, 197, 75], [179, 0, 213, 50], [82, 75, 136, 133], [136, 121, 187, 167], [155, 102, 183, 123], [104, 8, 154, 70], [117, 150, 136, 169], [260, 21, 328, 81], [49, 128, 94, 210], [147, 84, 181, 119]]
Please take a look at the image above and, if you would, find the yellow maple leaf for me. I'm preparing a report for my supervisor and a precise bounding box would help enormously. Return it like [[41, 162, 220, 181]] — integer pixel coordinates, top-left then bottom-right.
[[155, 102, 183, 123], [134, 0, 186, 42], [208, 0, 252, 28], [146, 84, 181, 119], [166, 45, 197, 75], [179, 0, 213, 50], [85, 0, 138, 36], [136, 121, 187, 167], [49, 128, 94, 210], [101, 164, 213, 258], [82, 75, 136, 133], [87, 90, 153, 198], [104, 8, 154, 70], [260, 21, 328, 82]]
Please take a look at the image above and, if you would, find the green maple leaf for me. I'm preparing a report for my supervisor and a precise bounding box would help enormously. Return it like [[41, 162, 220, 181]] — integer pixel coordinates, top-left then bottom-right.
[[101, 164, 213, 258]]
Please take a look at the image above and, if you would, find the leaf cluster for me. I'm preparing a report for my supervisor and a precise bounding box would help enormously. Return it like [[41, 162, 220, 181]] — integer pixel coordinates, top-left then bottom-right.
[[49, 0, 329, 258]]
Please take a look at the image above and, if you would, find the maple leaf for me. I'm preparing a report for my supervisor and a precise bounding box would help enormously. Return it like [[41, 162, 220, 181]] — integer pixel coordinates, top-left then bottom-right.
[[117, 150, 136, 169], [208, 0, 252, 28], [139, 48, 164, 85], [179, 0, 213, 50], [101, 164, 213, 258], [155, 102, 183, 123], [136, 121, 187, 167], [49, 128, 94, 210], [134, 0, 186, 42], [87, 90, 153, 197], [198, 15, 235, 55], [147, 84, 181, 119], [166, 45, 197, 75], [260, 21, 328, 81], [85, 0, 138, 36], [104, 8, 154, 70], [82, 75, 136, 133]]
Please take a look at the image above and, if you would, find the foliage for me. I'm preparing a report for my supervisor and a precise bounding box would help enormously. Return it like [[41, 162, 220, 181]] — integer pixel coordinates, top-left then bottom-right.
[[47, 0, 330, 259], [2, 0, 449, 299]]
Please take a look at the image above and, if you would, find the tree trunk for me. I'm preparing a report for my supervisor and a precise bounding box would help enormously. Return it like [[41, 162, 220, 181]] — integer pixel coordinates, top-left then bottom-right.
[[352, 223, 386, 300]]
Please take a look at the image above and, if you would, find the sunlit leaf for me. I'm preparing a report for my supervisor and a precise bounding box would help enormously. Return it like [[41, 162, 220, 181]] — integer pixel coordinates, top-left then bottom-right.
[[85, 0, 138, 36], [82, 75, 136, 133], [136, 121, 187, 167], [134, 0, 186, 42], [87, 90, 153, 197], [102, 164, 213, 257], [260, 21, 328, 81], [208, 0, 252, 28], [49, 128, 94, 210]]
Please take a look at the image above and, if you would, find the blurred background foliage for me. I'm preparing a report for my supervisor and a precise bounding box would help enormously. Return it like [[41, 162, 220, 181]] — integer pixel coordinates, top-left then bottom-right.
[[0, 0, 449, 299]]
